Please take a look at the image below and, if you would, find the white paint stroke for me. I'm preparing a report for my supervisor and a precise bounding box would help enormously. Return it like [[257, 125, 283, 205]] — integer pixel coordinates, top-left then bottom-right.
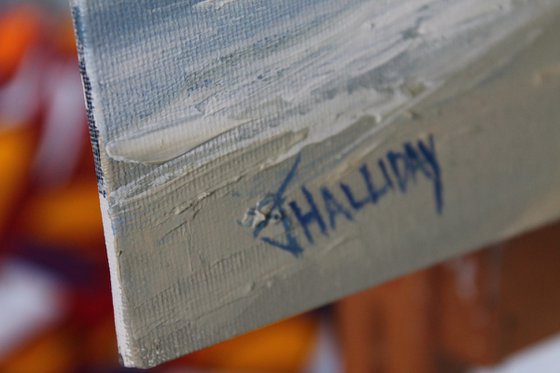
[[102, 0, 548, 166]]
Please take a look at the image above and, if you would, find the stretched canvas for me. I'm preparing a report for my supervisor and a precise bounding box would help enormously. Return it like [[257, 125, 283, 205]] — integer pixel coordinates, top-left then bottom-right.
[[71, 0, 560, 367]]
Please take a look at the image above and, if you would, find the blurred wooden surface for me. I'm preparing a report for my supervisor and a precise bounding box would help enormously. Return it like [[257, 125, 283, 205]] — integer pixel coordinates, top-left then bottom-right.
[[440, 221, 560, 367], [336, 220, 560, 372], [336, 270, 436, 373]]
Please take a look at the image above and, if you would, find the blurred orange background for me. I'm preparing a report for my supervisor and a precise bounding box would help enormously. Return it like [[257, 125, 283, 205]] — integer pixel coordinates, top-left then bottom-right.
[[1, 3, 560, 373]]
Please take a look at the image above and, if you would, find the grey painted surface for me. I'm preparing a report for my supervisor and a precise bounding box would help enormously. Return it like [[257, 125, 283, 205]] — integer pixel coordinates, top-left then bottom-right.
[[71, 0, 560, 367]]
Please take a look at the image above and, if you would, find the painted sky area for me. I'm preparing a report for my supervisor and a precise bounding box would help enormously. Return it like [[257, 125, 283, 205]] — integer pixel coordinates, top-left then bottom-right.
[[79, 0, 546, 168]]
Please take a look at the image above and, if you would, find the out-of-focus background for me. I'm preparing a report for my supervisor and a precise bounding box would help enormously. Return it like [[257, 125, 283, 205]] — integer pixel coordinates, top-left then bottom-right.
[[1, 1, 560, 372]]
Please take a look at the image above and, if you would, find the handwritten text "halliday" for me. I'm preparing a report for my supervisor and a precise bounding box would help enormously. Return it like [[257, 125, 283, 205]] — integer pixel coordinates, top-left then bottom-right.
[[251, 134, 443, 256]]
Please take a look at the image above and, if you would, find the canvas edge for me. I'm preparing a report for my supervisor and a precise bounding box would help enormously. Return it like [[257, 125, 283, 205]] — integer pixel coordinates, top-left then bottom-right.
[[67, 0, 560, 368], [68, 0, 136, 366]]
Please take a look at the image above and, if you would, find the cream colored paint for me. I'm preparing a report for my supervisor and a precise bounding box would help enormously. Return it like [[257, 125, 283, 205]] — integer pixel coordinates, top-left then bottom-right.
[[103, 0, 550, 168], [71, 0, 560, 368]]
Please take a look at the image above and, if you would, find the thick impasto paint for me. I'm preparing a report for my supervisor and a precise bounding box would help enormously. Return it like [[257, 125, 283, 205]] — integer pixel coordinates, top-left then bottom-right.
[[80, 0, 544, 168], [71, 0, 560, 367]]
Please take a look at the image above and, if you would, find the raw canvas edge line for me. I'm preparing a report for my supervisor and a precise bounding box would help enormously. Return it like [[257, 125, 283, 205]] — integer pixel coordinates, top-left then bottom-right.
[[69, 0, 135, 366]]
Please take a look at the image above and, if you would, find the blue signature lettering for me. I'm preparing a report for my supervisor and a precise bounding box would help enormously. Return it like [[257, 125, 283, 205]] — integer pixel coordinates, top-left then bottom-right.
[[250, 134, 443, 256]]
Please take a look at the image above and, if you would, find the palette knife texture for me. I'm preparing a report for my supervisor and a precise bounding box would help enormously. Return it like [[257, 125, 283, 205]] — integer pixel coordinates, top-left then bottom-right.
[[70, 0, 560, 367]]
